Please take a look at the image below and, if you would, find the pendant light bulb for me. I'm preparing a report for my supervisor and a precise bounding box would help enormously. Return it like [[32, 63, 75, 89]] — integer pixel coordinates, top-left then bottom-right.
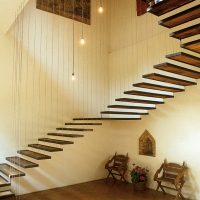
[[72, 73, 75, 81], [98, 6, 103, 13], [80, 37, 85, 45]]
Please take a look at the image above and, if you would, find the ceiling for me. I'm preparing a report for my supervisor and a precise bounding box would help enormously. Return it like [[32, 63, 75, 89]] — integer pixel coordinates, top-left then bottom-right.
[[0, 0, 29, 37]]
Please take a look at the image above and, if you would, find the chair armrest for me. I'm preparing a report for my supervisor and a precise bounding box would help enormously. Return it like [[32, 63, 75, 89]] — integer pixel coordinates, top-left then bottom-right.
[[154, 164, 163, 181], [174, 170, 185, 186], [105, 156, 115, 169]]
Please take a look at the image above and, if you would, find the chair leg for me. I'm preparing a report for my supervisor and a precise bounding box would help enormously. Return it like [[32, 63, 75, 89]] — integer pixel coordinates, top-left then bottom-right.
[[175, 183, 185, 200], [106, 169, 117, 183], [105, 170, 112, 183], [119, 171, 127, 183], [110, 170, 117, 181], [156, 181, 166, 194], [160, 185, 166, 194], [156, 181, 161, 191]]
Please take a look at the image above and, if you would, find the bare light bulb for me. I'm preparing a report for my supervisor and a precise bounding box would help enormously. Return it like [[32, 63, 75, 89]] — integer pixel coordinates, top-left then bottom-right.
[[72, 73, 75, 81], [80, 37, 85, 45], [98, 6, 103, 13]]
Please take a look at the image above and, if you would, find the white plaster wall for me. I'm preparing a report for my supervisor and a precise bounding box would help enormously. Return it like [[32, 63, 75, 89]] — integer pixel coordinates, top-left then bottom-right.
[[106, 85, 200, 200], [0, 0, 29, 36], [108, 0, 200, 199], [108, 0, 200, 102], [0, 0, 200, 198], [0, 0, 111, 195]]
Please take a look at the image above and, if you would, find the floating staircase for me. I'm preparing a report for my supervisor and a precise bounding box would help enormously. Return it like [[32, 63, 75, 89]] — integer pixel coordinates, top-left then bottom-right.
[[0, 163, 24, 198], [0, 176, 10, 188], [17, 150, 51, 160], [65, 123, 102, 125], [101, 111, 148, 115], [47, 133, 84, 138], [0, 163, 25, 178], [154, 63, 200, 78], [1, 0, 199, 197], [108, 105, 156, 110], [133, 82, 184, 92], [0, 175, 13, 199], [124, 89, 174, 98], [73, 117, 141, 120], [142, 73, 197, 86], [6, 157, 39, 169], [181, 39, 200, 53], [170, 23, 200, 39], [72, 0, 199, 121], [1, 118, 99, 197], [28, 144, 63, 152], [56, 128, 93, 131], [38, 138, 74, 145], [166, 52, 200, 67], [147, 0, 194, 16], [115, 97, 164, 104], [159, 4, 200, 28], [0, 191, 15, 199]]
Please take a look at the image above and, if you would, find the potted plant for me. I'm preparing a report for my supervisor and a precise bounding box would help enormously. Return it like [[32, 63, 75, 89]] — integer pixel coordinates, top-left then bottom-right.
[[130, 164, 149, 191]]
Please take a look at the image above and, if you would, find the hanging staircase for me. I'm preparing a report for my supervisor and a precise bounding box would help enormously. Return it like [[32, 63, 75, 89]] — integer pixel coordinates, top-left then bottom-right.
[[28, 144, 63, 152], [170, 23, 200, 39], [0, 163, 25, 199], [166, 52, 200, 67], [0, 0, 199, 198], [181, 39, 200, 53], [153, 62, 200, 78], [72, 0, 200, 122], [0, 175, 13, 199], [158, 4, 200, 28], [147, 0, 194, 16], [0, 120, 100, 198], [133, 82, 185, 92], [73, 117, 141, 120], [124, 89, 174, 98], [17, 150, 51, 160]]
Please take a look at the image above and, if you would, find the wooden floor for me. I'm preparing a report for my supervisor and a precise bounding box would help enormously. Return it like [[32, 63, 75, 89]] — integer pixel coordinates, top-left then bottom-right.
[[9, 180, 176, 200]]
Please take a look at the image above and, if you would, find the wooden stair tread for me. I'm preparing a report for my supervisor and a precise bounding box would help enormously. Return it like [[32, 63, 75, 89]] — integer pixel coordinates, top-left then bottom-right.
[[56, 128, 93, 131], [124, 89, 174, 98], [17, 150, 51, 160], [0, 176, 10, 187], [108, 105, 156, 110], [28, 144, 63, 152], [65, 123, 102, 125], [181, 39, 200, 54], [143, 73, 196, 86], [159, 5, 200, 28], [6, 156, 38, 169], [154, 62, 200, 79], [101, 111, 148, 115], [48, 133, 84, 138], [0, 163, 25, 178], [73, 118, 141, 120], [170, 23, 200, 39], [166, 52, 200, 68], [116, 98, 164, 104], [147, 0, 194, 16], [0, 190, 15, 198], [133, 82, 184, 93], [38, 138, 74, 145]]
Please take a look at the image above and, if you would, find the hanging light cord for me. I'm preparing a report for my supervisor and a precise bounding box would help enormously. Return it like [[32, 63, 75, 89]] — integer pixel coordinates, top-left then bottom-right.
[[72, 0, 75, 77], [81, 0, 84, 37]]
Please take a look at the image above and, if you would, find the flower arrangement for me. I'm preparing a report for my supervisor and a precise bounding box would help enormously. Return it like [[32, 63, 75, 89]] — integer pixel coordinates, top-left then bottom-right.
[[130, 164, 149, 184]]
